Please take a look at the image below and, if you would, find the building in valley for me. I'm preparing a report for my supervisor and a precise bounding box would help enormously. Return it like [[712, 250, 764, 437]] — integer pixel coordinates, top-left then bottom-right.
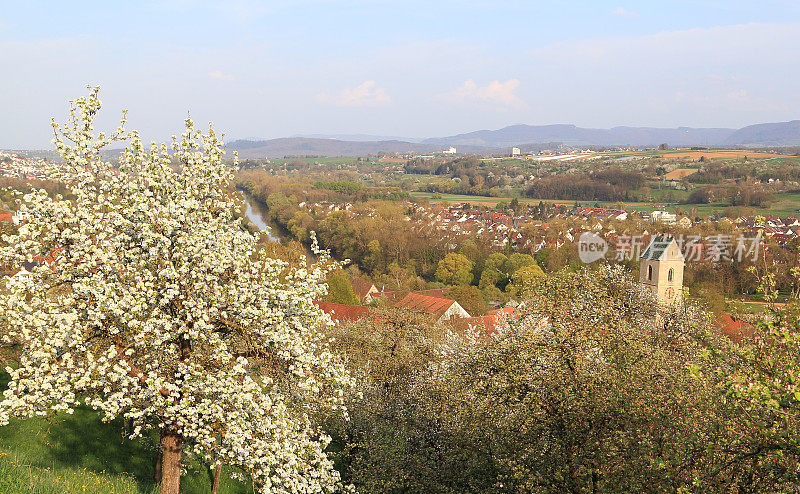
[[394, 292, 470, 323]]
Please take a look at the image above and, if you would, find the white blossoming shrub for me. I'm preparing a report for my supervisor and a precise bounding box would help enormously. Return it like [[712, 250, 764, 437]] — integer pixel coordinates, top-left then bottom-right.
[[0, 87, 353, 493]]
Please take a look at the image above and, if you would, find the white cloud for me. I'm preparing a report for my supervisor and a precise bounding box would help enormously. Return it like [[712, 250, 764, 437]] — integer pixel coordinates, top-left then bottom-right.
[[316, 80, 391, 107], [612, 7, 637, 18], [207, 70, 234, 81], [441, 79, 525, 108]]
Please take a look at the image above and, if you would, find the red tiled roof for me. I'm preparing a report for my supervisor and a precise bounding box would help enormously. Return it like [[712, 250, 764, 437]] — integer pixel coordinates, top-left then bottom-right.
[[394, 292, 457, 320], [487, 306, 517, 317], [0, 214, 12, 222], [714, 313, 755, 343], [455, 306, 518, 338], [772, 233, 795, 244], [314, 301, 370, 324], [416, 288, 449, 298]]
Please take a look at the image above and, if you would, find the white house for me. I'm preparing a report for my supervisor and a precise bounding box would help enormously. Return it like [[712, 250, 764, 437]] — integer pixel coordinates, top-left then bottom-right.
[[650, 211, 677, 225]]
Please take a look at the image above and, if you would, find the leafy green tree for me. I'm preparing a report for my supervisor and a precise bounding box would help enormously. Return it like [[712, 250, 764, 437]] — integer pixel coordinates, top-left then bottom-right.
[[435, 253, 474, 286], [481, 285, 509, 305], [447, 285, 488, 316], [478, 266, 503, 290], [484, 252, 508, 271], [287, 210, 315, 242], [505, 263, 546, 297], [325, 272, 360, 305], [362, 239, 385, 274], [501, 252, 536, 275]]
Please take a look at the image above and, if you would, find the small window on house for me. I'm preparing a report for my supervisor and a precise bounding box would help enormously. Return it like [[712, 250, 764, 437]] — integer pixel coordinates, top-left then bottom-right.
[[648, 265, 653, 281], [668, 268, 674, 282]]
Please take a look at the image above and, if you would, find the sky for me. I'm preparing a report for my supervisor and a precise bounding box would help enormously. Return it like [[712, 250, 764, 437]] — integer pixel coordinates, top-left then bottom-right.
[[1, 0, 800, 148]]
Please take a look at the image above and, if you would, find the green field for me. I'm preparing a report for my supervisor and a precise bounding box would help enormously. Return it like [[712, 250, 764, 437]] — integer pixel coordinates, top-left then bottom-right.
[[410, 189, 800, 218], [410, 191, 677, 212], [667, 193, 800, 217], [760, 192, 800, 216]]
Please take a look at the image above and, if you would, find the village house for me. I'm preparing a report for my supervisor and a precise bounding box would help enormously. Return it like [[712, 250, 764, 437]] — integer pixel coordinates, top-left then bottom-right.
[[650, 211, 677, 225], [0, 211, 28, 226], [394, 292, 471, 323], [350, 277, 380, 304]]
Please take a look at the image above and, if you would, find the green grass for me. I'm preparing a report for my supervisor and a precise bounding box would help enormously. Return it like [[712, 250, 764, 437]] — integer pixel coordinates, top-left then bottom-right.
[[0, 372, 254, 494], [727, 300, 771, 315], [668, 193, 800, 217], [763, 192, 800, 217], [410, 191, 673, 210], [0, 405, 156, 494], [410, 188, 800, 218]]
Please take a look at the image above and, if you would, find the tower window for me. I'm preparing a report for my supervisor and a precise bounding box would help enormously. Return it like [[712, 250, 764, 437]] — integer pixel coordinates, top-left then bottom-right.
[[648, 265, 653, 281], [668, 268, 674, 282]]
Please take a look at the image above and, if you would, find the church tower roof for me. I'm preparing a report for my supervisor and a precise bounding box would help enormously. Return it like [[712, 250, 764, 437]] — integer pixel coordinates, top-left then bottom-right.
[[641, 235, 684, 261]]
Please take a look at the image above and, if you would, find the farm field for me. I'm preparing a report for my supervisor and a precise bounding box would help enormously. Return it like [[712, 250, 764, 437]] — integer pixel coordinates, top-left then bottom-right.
[[654, 150, 791, 160], [663, 168, 699, 180], [596, 149, 795, 159]]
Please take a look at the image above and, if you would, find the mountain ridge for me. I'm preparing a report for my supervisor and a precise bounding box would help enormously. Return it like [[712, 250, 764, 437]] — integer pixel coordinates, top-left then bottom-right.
[[228, 120, 800, 157]]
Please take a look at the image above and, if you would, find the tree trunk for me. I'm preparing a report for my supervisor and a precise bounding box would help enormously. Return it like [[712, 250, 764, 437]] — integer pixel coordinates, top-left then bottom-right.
[[159, 432, 183, 494], [212, 462, 222, 494], [159, 336, 190, 493]]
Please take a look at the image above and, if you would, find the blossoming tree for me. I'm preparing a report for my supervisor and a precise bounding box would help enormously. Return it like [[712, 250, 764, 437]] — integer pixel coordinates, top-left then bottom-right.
[[0, 87, 352, 493]]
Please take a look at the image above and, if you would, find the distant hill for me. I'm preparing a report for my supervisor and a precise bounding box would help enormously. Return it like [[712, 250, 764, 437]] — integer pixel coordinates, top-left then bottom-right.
[[229, 137, 448, 158], [292, 133, 424, 143], [423, 124, 737, 148], [724, 120, 800, 147], [226, 120, 800, 157]]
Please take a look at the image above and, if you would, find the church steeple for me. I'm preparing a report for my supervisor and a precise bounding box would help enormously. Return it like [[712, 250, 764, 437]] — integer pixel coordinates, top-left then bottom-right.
[[640, 235, 684, 305]]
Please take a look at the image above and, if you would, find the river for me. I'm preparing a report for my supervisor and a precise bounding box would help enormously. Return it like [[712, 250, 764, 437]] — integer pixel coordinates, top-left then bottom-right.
[[243, 194, 281, 243]]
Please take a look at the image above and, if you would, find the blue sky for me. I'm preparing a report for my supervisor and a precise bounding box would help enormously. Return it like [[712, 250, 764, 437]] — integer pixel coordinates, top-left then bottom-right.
[[1, 0, 799, 148]]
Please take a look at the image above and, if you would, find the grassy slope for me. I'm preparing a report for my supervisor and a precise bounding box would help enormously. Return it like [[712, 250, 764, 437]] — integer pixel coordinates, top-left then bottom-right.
[[0, 374, 253, 494], [0, 410, 255, 494]]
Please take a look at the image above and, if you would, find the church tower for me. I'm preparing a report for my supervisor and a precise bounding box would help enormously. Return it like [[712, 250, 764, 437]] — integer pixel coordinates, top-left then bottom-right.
[[640, 235, 684, 305]]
